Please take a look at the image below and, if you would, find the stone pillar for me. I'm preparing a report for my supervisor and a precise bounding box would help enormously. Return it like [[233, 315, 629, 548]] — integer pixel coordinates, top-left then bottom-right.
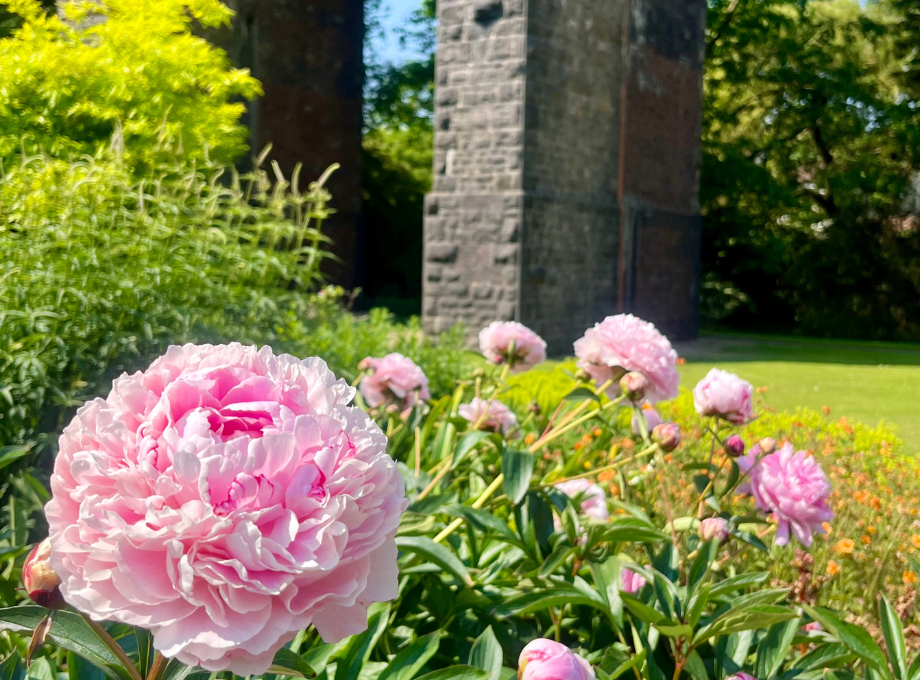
[[424, 0, 705, 353], [215, 0, 365, 288]]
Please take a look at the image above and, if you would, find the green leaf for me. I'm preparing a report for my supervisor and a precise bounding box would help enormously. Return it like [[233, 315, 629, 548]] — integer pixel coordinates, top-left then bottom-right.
[[442, 505, 519, 545], [269, 648, 316, 678], [453, 431, 494, 468], [802, 605, 890, 675], [908, 651, 920, 680], [160, 659, 205, 680], [621, 594, 665, 625], [687, 539, 718, 594], [493, 585, 607, 618], [334, 603, 390, 680], [591, 556, 624, 627], [378, 632, 443, 680], [68, 652, 106, 680], [563, 387, 600, 402], [0, 651, 25, 680], [880, 596, 908, 680], [469, 627, 503, 680], [606, 649, 646, 680], [414, 667, 490, 680], [684, 651, 708, 680], [0, 446, 30, 473], [792, 643, 856, 673], [408, 493, 456, 515], [135, 627, 153, 678], [396, 536, 473, 586], [599, 519, 669, 544], [538, 545, 573, 578], [708, 572, 770, 600], [754, 618, 800, 680], [0, 606, 121, 678], [501, 448, 534, 506], [694, 605, 797, 645]]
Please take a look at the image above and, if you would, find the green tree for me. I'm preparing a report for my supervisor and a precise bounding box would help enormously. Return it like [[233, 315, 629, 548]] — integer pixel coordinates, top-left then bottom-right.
[[702, 0, 920, 338]]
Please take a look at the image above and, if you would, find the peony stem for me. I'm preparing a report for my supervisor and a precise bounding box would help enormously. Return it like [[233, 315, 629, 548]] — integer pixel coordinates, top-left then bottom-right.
[[146, 651, 168, 680], [81, 614, 143, 680], [433, 473, 505, 543]]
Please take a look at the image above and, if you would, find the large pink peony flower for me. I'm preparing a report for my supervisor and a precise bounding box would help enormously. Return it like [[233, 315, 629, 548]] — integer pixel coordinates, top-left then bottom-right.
[[359, 353, 430, 411], [518, 638, 596, 680], [479, 321, 547, 373], [573, 314, 679, 403], [739, 443, 832, 547], [554, 479, 609, 522], [45, 344, 407, 676], [693, 368, 753, 423], [458, 397, 518, 435]]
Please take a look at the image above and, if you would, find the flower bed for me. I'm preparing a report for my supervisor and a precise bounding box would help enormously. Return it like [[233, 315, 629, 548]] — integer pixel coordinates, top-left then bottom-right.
[[0, 316, 917, 680]]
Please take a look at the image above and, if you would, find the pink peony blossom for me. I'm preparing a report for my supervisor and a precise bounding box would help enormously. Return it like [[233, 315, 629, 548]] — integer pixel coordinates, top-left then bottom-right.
[[739, 442, 832, 547], [620, 567, 647, 594], [554, 479, 609, 522], [727, 674, 758, 680], [45, 343, 407, 676], [631, 403, 662, 435], [698, 517, 730, 544], [518, 638, 596, 680], [359, 353, 430, 411], [479, 321, 547, 373], [458, 397, 518, 435], [573, 314, 679, 404], [692, 368, 753, 423]]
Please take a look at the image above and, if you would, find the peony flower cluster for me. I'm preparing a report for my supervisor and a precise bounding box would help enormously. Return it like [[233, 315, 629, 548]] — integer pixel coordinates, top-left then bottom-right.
[[359, 353, 430, 413], [458, 397, 518, 435], [739, 442, 833, 547], [574, 314, 679, 403], [518, 638, 596, 680], [554, 479, 609, 523], [45, 344, 408, 676], [479, 321, 547, 373], [693, 368, 753, 423]]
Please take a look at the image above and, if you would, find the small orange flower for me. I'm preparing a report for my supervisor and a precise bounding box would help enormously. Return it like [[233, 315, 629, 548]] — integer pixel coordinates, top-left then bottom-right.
[[622, 439, 635, 449], [822, 405, 831, 415], [861, 535, 872, 545], [867, 526, 876, 535], [676, 357, 687, 365], [826, 560, 841, 576], [524, 433, 536, 445], [836, 539, 855, 555], [822, 522, 833, 535], [756, 386, 769, 393], [598, 470, 617, 483], [904, 570, 917, 585], [910, 535, 920, 549], [592, 428, 603, 437], [583, 462, 592, 470]]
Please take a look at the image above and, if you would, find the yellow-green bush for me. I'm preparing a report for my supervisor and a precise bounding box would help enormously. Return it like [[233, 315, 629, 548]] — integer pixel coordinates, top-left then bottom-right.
[[0, 0, 260, 167]]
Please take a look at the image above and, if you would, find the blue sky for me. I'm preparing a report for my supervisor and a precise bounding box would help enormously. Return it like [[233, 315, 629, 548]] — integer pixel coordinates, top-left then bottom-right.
[[371, 0, 426, 64]]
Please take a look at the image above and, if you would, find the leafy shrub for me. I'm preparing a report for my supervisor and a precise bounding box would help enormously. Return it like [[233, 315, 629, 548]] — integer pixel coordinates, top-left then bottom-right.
[[0, 0, 260, 167]]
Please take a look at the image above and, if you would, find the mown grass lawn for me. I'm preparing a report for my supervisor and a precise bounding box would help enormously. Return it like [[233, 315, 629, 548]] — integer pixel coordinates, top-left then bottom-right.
[[503, 331, 920, 450]]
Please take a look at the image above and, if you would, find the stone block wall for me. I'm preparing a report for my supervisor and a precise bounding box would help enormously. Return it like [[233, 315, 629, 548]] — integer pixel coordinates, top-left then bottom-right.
[[424, 0, 706, 353]]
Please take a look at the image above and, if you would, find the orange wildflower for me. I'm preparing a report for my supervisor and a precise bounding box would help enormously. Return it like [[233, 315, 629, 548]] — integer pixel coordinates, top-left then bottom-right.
[[592, 428, 603, 437], [524, 433, 536, 445], [822, 405, 831, 415], [861, 535, 872, 545], [756, 386, 769, 393], [836, 539, 856, 555], [826, 561, 841, 576], [904, 570, 918, 585], [910, 535, 920, 549], [822, 522, 833, 536]]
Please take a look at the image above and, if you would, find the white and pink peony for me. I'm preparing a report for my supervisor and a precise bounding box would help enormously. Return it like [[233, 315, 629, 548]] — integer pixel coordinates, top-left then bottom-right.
[[359, 353, 430, 412], [692, 368, 753, 424], [46, 344, 407, 676], [573, 314, 679, 404], [479, 321, 547, 373], [458, 397, 518, 435]]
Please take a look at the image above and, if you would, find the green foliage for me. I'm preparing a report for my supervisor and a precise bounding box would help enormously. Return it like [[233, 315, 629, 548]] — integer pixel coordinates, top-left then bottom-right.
[[0, 0, 261, 168], [702, 0, 920, 338]]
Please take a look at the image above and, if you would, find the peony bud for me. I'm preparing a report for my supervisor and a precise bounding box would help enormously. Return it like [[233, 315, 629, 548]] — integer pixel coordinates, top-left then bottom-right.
[[698, 517, 730, 544], [724, 434, 745, 457], [726, 674, 758, 680], [23, 539, 65, 610], [652, 422, 681, 452], [619, 372, 649, 402], [519, 638, 596, 680], [758, 437, 777, 455]]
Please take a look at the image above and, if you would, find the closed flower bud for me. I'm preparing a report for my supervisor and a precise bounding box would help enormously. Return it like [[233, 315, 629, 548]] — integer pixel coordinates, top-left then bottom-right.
[[698, 517, 730, 544], [574, 368, 591, 383], [23, 539, 65, 610], [619, 372, 649, 402], [759, 437, 777, 455], [724, 434, 745, 457], [518, 638, 596, 680], [652, 422, 681, 452]]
